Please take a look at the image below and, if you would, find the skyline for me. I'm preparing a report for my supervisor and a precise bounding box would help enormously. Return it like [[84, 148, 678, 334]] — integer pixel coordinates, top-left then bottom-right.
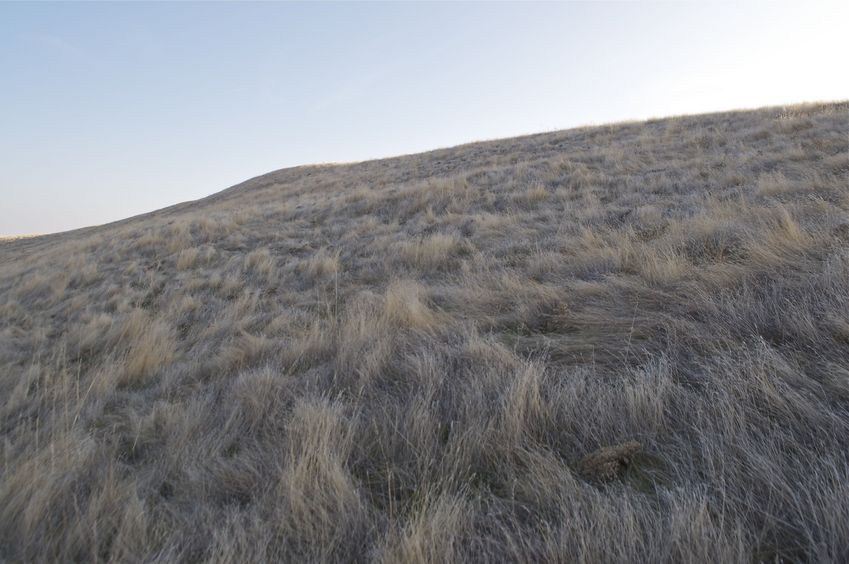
[[2, 1, 848, 235]]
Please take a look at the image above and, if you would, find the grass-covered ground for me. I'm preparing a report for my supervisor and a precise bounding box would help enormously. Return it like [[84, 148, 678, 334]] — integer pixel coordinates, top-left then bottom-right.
[[1, 102, 848, 562]]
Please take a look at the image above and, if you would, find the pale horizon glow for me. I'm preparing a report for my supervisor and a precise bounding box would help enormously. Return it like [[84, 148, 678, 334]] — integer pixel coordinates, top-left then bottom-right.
[[2, 1, 847, 235]]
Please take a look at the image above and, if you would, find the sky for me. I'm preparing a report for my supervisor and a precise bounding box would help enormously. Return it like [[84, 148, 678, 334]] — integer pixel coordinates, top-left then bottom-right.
[[1, 1, 847, 236]]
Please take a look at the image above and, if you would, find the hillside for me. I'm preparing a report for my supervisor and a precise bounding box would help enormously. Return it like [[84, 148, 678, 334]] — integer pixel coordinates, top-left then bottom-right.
[[1, 102, 848, 562]]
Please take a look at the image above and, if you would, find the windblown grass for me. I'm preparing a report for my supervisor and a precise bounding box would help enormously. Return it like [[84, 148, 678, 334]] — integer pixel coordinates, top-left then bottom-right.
[[1, 102, 848, 562]]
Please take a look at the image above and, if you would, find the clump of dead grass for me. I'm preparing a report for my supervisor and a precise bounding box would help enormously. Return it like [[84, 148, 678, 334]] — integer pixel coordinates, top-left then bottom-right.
[[383, 280, 439, 329], [397, 233, 463, 271], [299, 248, 340, 283]]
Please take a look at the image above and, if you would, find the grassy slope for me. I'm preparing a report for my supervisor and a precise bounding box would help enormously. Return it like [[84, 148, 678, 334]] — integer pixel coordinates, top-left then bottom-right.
[[1, 102, 848, 563]]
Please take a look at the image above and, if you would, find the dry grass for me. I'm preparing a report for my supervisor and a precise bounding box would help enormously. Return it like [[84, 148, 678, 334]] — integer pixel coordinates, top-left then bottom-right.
[[397, 233, 463, 271], [1, 102, 849, 562]]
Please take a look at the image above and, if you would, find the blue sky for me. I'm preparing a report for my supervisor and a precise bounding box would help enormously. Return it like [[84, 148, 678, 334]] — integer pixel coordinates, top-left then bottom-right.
[[2, 2, 847, 235]]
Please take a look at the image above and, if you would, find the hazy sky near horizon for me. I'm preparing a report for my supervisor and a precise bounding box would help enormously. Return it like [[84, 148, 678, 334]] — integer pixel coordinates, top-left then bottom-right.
[[2, 2, 847, 235]]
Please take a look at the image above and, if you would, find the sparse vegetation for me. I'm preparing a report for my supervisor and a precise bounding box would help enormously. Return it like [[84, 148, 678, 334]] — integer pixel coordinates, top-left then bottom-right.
[[1, 102, 848, 562]]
